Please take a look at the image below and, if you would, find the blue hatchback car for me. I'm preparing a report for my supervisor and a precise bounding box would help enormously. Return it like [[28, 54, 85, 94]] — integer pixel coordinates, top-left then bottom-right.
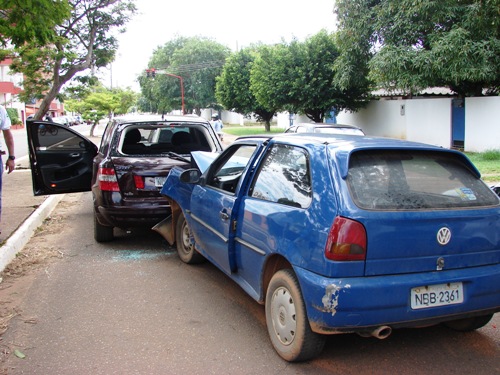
[[158, 133, 500, 362]]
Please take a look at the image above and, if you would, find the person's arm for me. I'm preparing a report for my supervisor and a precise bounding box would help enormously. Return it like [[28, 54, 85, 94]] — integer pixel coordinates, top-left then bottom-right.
[[3, 129, 15, 173]]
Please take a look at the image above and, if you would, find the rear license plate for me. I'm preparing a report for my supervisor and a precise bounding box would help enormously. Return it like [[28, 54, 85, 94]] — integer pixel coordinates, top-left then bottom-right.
[[411, 282, 463, 310], [154, 176, 167, 188]]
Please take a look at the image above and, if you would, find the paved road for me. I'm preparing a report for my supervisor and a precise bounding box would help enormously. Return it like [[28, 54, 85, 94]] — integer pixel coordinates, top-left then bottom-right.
[[0, 190, 499, 374]]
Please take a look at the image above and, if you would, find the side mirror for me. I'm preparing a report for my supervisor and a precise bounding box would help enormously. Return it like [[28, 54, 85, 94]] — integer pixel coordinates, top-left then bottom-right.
[[180, 168, 201, 184]]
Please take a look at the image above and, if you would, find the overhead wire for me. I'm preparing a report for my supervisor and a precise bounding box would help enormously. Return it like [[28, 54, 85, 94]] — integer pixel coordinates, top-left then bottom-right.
[[160, 60, 226, 75]]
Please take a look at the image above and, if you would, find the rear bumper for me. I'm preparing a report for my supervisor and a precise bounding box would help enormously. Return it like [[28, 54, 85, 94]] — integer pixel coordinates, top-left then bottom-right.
[[294, 264, 500, 334], [96, 204, 170, 229]]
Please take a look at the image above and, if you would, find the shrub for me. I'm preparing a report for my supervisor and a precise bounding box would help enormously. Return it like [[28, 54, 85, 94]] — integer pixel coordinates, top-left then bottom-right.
[[6, 108, 21, 125]]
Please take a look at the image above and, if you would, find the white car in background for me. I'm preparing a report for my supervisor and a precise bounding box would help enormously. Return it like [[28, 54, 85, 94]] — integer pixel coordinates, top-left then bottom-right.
[[52, 116, 70, 126]]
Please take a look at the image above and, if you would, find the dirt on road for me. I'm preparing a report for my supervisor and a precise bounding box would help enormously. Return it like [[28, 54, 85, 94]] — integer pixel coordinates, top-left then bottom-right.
[[0, 205, 69, 362]]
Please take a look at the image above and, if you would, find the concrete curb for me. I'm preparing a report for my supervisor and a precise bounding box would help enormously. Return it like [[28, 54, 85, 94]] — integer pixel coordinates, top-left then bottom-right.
[[0, 194, 64, 273]]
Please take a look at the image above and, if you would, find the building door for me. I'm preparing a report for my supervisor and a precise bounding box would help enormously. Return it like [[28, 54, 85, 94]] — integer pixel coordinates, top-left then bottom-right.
[[451, 99, 465, 150]]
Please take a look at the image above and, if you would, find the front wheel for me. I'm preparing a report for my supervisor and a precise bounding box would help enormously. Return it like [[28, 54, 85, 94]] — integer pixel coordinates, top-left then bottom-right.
[[443, 314, 493, 331], [175, 213, 204, 264], [265, 269, 326, 362]]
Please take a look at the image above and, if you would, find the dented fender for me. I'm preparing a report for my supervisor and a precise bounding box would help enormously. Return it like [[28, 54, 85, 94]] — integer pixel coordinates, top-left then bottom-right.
[[152, 200, 181, 245], [321, 282, 351, 317]]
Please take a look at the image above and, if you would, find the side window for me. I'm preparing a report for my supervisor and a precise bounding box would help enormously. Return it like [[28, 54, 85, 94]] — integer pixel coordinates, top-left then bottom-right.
[[250, 144, 312, 208], [99, 123, 115, 154], [207, 145, 257, 193], [37, 125, 87, 150]]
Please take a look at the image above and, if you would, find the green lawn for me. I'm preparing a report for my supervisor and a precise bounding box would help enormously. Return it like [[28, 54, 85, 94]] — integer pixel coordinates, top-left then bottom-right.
[[223, 124, 283, 136], [465, 150, 500, 183]]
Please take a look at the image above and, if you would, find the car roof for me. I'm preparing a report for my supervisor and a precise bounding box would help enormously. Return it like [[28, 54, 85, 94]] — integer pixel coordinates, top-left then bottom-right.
[[112, 114, 209, 124], [235, 133, 479, 179], [238, 132, 444, 149], [272, 133, 456, 153], [294, 122, 362, 129]]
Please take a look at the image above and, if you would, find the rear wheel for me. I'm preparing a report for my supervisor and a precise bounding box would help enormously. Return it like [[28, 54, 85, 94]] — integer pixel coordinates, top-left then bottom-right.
[[94, 214, 114, 242], [443, 314, 493, 331], [175, 213, 204, 264], [265, 269, 326, 362]]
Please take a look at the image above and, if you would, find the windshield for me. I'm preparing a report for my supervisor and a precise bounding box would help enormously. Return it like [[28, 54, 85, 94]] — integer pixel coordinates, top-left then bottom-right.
[[345, 150, 499, 210], [118, 124, 216, 156]]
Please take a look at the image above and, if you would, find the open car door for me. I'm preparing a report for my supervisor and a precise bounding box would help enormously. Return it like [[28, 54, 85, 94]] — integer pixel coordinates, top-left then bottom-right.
[[27, 121, 98, 196]]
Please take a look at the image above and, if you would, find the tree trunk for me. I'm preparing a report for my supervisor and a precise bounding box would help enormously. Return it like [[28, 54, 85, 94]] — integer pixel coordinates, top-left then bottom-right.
[[90, 122, 97, 137], [264, 120, 271, 132], [34, 82, 63, 120]]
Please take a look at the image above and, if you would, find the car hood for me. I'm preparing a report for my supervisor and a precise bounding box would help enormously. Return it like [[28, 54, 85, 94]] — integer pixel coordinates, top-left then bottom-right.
[[191, 151, 219, 173]]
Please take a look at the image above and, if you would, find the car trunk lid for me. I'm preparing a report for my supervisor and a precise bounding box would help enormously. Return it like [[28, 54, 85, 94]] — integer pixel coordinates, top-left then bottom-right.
[[361, 208, 500, 276], [111, 156, 190, 197]]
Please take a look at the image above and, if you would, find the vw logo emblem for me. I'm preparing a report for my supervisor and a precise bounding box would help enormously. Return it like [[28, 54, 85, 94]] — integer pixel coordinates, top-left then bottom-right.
[[437, 227, 451, 245]]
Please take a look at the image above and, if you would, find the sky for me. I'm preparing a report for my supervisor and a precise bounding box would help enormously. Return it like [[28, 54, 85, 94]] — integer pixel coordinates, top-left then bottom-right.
[[103, 0, 338, 91]]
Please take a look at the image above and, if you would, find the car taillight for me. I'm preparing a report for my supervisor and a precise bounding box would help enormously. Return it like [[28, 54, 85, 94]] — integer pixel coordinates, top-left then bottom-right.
[[325, 217, 367, 261], [98, 167, 119, 191], [133, 175, 145, 189]]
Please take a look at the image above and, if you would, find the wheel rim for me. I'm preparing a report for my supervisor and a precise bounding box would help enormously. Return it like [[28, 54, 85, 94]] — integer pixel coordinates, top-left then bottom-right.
[[180, 221, 193, 255], [270, 286, 297, 346]]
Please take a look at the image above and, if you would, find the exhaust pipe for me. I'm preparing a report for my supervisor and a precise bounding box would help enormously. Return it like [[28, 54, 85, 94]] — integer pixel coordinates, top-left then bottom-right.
[[371, 325, 392, 339], [357, 326, 392, 339]]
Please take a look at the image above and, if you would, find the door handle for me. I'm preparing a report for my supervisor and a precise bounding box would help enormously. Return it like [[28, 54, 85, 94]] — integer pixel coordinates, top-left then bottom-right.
[[69, 153, 81, 158], [219, 211, 229, 221]]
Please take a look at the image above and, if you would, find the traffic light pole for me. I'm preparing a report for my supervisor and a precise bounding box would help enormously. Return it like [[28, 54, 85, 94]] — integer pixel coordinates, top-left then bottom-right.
[[165, 73, 185, 115], [146, 69, 185, 115]]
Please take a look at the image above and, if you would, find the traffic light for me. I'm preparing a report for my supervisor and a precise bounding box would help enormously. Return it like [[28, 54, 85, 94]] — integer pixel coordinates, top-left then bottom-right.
[[151, 68, 156, 78]]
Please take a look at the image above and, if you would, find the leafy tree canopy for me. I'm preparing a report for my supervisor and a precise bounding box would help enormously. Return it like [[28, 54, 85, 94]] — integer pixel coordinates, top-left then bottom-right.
[[335, 0, 500, 96], [251, 30, 369, 123], [216, 45, 277, 130], [0, 0, 71, 47], [139, 36, 230, 115], [10, 0, 136, 119], [65, 85, 137, 136]]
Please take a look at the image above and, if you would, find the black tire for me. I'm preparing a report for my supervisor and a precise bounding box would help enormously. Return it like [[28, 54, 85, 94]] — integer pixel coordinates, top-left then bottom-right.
[[443, 314, 493, 332], [94, 214, 114, 242], [265, 269, 326, 362], [175, 213, 204, 264]]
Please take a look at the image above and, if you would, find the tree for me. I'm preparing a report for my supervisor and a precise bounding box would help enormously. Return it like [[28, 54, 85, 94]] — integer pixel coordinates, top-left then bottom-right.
[[65, 86, 137, 136], [251, 31, 369, 123], [0, 0, 70, 47], [10, 0, 136, 120], [335, 0, 500, 96], [216, 46, 277, 131], [139, 36, 230, 115]]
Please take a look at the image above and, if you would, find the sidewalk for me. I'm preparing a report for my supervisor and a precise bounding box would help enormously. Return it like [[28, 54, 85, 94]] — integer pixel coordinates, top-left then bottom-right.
[[0, 132, 63, 272]]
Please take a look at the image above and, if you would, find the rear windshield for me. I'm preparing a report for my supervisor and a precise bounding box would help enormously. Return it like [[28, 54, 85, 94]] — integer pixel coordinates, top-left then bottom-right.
[[346, 150, 499, 210], [119, 124, 216, 155]]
